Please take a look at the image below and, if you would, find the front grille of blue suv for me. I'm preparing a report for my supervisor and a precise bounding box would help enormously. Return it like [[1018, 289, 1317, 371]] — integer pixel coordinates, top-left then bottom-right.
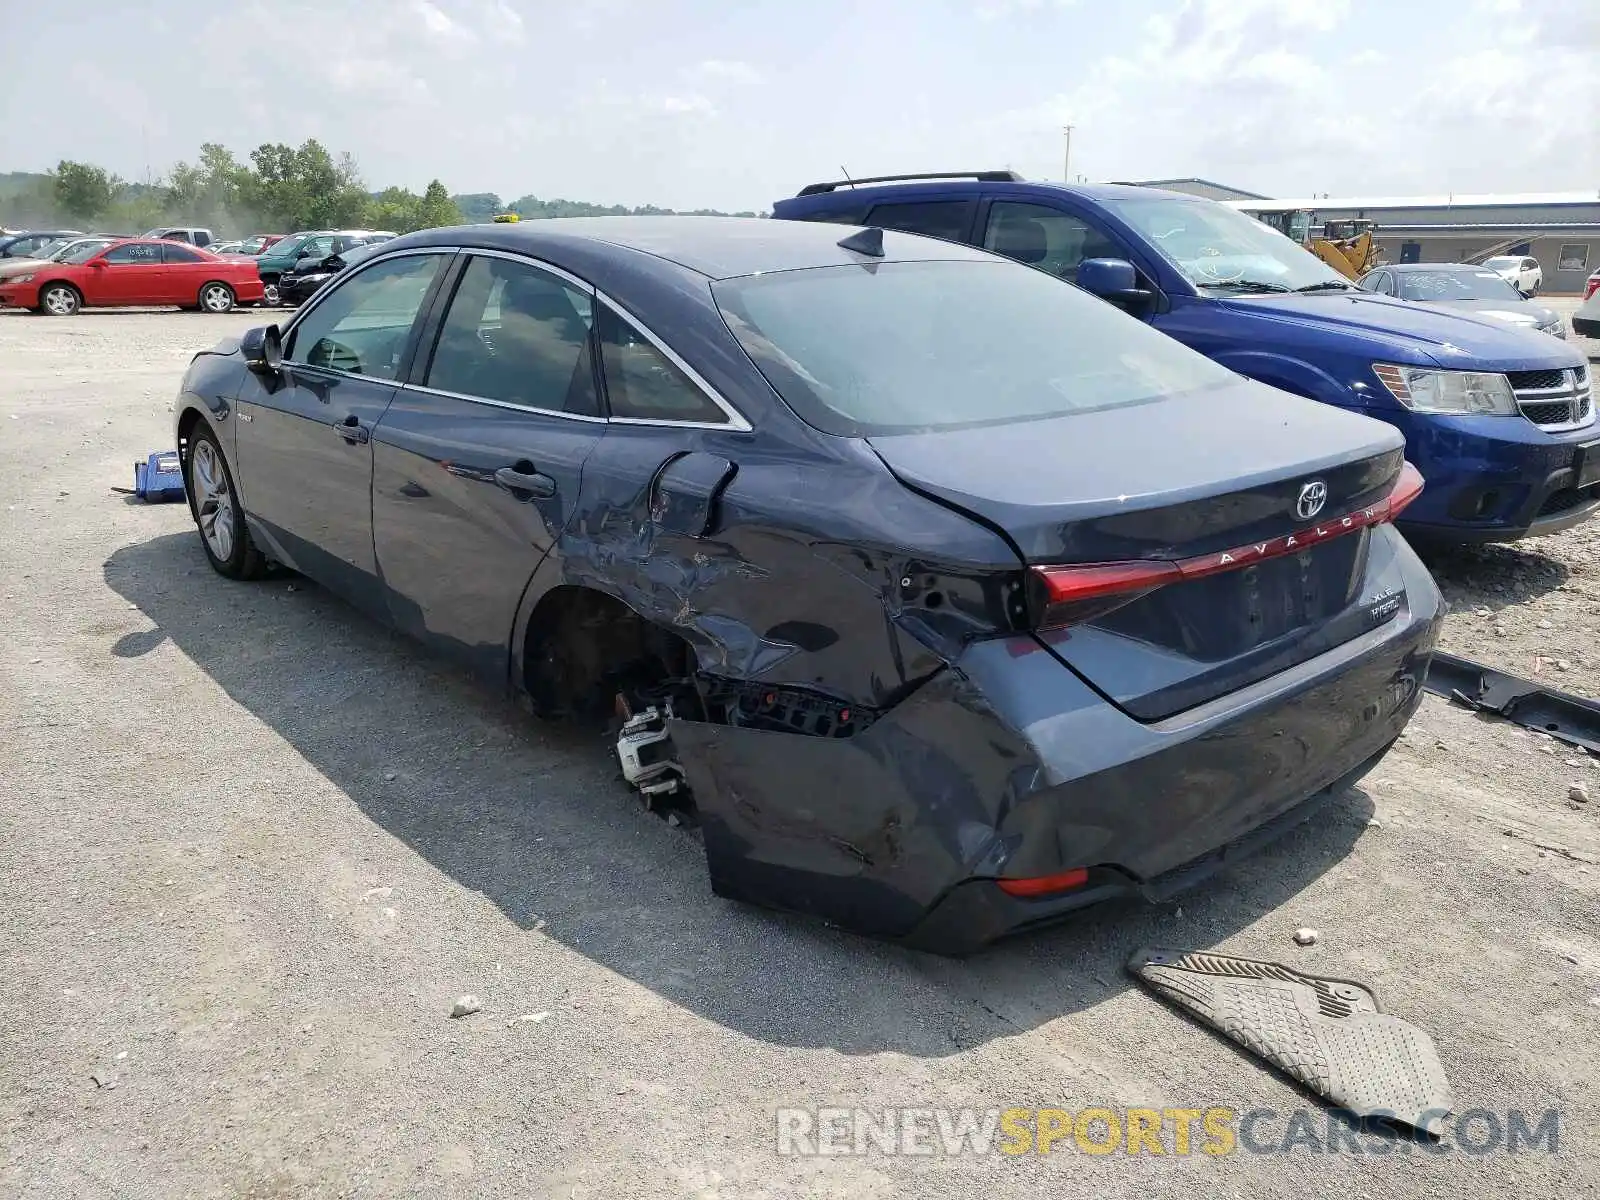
[[773, 171, 1599, 544]]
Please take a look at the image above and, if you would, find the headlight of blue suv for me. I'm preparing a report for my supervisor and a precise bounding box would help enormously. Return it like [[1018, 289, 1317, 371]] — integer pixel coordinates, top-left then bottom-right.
[[1371, 365, 1518, 415]]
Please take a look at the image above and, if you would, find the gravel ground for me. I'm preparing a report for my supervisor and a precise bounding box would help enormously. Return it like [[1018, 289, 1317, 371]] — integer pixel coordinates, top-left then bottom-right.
[[2, 306, 1599, 1198]]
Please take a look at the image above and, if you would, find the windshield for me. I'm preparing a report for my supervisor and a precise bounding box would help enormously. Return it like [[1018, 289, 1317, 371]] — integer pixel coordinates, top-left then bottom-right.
[[1101, 197, 1349, 293], [34, 238, 73, 259], [271, 234, 314, 257], [713, 259, 1237, 437], [1396, 269, 1521, 302], [1483, 257, 1518, 270], [57, 239, 112, 264]]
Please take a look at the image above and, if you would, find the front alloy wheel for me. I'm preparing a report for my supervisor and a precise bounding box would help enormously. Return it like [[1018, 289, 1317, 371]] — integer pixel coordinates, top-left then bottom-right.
[[186, 430, 266, 579], [261, 280, 281, 306]]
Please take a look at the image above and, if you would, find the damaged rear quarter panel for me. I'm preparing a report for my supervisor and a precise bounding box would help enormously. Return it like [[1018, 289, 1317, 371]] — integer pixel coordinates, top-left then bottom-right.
[[533, 423, 1024, 709]]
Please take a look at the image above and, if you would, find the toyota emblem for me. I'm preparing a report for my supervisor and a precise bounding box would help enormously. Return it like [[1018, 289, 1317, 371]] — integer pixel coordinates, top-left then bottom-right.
[[1296, 480, 1328, 520]]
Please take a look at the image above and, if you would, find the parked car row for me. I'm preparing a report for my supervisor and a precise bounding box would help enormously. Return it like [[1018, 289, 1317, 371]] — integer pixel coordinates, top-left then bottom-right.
[[0, 237, 263, 314], [250, 229, 395, 305]]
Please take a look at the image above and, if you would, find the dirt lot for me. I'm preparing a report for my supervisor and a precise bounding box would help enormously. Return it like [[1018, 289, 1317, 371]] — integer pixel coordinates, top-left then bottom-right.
[[2, 306, 1598, 1198]]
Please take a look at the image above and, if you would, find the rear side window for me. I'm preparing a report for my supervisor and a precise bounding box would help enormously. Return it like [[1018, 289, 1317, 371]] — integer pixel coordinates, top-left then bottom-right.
[[714, 259, 1235, 437], [425, 255, 599, 416], [163, 244, 204, 263], [863, 200, 975, 243], [104, 243, 162, 264], [793, 205, 869, 225], [598, 305, 727, 424], [982, 201, 1124, 282]]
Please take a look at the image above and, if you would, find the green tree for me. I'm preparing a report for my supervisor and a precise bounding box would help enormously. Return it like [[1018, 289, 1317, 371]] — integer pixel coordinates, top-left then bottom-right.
[[414, 180, 463, 230], [369, 185, 422, 233], [53, 161, 115, 222]]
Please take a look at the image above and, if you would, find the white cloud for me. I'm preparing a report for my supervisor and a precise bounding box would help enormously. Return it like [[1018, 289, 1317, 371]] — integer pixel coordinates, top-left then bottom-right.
[[652, 94, 717, 117], [412, 0, 473, 42], [694, 60, 763, 86], [965, 0, 1597, 195]]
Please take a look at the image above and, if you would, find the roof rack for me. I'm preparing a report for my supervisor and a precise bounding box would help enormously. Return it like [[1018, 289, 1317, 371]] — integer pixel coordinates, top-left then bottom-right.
[[797, 170, 1026, 197]]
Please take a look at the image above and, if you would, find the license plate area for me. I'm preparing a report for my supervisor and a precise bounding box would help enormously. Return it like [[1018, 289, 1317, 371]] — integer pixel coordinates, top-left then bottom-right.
[[1577, 440, 1600, 490]]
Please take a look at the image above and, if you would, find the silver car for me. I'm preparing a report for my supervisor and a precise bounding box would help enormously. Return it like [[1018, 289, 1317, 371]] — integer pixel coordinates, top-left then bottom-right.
[[1359, 263, 1565, 338]]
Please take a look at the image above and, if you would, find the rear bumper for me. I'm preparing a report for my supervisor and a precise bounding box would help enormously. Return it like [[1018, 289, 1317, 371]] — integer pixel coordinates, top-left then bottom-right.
[[671, 534, 1442, 954]]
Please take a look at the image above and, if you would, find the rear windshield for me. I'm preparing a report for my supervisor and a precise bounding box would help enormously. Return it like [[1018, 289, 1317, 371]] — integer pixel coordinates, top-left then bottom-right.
[[712, 259, 1236, 436]]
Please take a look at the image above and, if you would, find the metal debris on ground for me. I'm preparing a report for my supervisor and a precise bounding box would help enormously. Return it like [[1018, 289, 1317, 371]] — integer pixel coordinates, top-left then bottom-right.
[[1425, 651, 1600, 754], [1127, 947, 1453, 1134]]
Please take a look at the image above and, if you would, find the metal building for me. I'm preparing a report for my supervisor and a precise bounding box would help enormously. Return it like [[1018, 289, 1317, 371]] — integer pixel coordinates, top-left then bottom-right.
[[1123, 179, 1600, 294], [1221, 192, 1600, 294]]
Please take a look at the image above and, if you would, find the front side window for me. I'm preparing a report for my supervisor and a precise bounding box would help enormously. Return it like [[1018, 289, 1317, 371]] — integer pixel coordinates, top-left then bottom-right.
[[103, 243, 162, 264], [1101, 196, 1349, 292], [599, 304, 727, 424], [58, 240, 112, 265], [714, 258, 1235, 437], [425, 256, 598, 415], [286, 252, 444, 378], [863, 201, 975, 243], [982, 201, 1124, 282]]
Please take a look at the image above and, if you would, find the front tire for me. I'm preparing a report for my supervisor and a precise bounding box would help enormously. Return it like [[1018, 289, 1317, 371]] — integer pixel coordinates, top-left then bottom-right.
[[39, 283, 81, 316], [199, 282, 236, 313], [186, 426, 266, 580], [261, 278, 281, 306]]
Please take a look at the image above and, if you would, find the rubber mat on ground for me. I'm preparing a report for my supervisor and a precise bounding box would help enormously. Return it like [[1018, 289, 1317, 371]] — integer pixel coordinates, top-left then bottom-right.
[[1127, 947, 1453, 1133]]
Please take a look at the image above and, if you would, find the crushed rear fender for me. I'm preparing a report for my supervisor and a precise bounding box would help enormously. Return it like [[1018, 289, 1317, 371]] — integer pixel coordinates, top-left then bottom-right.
[[668, 664, 1040, 940]]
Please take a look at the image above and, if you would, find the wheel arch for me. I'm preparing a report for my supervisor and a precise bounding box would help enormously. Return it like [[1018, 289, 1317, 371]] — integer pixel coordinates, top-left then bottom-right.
[[510, 572, 700, 721]]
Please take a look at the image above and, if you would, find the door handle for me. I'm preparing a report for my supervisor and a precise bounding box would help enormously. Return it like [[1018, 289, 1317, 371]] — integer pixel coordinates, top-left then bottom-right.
[[333, 415, 369, 445], [495, 464, 557, 499]]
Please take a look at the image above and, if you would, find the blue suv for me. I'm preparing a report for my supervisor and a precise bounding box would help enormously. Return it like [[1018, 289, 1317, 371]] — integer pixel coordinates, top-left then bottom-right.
[[773, 172, 1599, 543]]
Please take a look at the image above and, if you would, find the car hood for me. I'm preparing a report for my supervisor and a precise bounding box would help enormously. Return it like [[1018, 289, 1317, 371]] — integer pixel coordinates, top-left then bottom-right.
[[1214, 290, 1581, 371], [1416, 297, 1560, 327], [0, 256, 50, 279]]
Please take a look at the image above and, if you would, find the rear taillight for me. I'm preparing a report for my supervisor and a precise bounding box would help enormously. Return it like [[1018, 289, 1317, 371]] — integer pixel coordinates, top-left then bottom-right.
[[996, 867, 1089, 898], [1030, 462, 1424, 629], [1586, 276, 1600, 300]]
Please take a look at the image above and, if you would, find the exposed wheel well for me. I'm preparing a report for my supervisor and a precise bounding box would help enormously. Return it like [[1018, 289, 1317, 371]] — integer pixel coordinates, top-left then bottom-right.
[[521, 585, 698, 723]]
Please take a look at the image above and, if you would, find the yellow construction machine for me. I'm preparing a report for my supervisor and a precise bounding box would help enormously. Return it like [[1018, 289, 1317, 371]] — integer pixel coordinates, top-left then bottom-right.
[[1250, 208, 1382, 280]]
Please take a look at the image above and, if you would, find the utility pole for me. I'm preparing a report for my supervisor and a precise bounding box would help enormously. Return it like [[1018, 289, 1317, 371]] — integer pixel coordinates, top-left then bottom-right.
[[1062, 125, 1074, 183]]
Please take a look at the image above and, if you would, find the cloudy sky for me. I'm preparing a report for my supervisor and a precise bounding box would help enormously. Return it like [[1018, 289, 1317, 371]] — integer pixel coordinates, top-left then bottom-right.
[[1, 0, 1595, 211]]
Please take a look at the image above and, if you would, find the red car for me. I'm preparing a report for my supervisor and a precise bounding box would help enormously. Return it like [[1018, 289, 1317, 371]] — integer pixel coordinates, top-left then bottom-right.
[[0, 237, 264, 315]]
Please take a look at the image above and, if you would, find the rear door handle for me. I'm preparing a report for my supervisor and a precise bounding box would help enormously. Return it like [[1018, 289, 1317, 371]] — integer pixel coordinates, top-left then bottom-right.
[[495, 465, 556, 499], [333, 415, 370, 445]]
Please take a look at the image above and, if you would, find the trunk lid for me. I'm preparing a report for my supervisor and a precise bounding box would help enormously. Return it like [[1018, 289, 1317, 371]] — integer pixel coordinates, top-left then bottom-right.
[[867, 378, 1408, 720]]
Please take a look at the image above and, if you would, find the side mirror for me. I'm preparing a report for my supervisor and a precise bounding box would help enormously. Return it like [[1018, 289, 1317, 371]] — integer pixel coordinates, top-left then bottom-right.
[[89, 259, 107, 269], [241, 324, 283, 375], [323, 255, 345, 271], [1077, 257, 1152, 303]]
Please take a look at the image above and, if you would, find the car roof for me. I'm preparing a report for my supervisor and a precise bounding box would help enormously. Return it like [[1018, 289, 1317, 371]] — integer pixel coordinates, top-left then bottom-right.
[[389, 215, 1001, 279], [779, 177, 1193, 210], [1386, 263, 1499, 272]]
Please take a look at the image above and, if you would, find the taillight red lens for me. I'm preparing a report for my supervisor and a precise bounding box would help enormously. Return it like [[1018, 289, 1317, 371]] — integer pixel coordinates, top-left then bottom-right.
[[1585, 277, 1600, 300], [996, 867, 1090, 898], [1030, 461, 1425, 629]]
